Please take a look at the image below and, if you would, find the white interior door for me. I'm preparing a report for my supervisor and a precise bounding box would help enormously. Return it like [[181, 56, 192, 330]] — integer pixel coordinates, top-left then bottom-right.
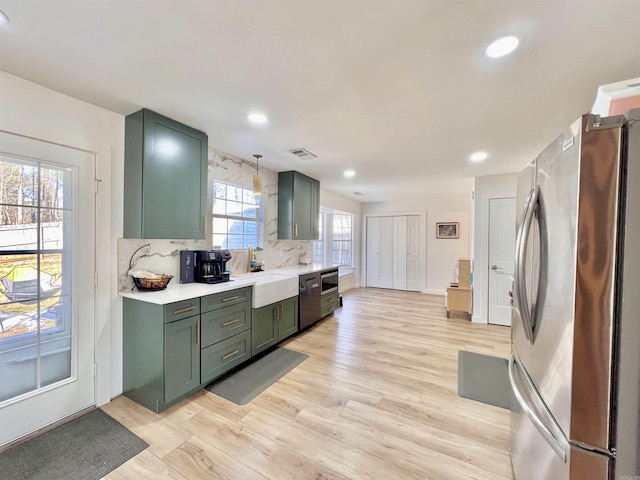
[[378, 217, 394, 289], [488, 197, 516, 326], [366, 217, 380, 288], [0, 132, 95, 447], [392, 216, 407, 290], [406, 216, 421, 291]]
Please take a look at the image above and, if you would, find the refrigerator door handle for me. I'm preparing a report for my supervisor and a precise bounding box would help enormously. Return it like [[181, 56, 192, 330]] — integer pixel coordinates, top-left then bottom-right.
[[514, 184, 539, 342], [509, 352, 571, 462]]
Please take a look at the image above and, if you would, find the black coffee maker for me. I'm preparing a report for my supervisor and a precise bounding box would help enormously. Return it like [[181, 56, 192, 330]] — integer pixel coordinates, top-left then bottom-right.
[[180, 249, 231, 284]]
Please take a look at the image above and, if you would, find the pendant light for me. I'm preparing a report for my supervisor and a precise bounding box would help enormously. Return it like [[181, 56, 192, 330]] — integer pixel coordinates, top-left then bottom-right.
[[252, 154, 263, 196]]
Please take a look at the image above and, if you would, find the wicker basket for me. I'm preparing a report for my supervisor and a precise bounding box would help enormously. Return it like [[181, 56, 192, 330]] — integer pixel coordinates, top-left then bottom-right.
[[132, 274, 173, 291]]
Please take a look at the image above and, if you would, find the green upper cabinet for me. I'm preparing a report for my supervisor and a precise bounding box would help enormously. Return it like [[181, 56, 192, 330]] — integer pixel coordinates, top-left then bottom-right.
[[277, 170, 320, 240], [124, 109, 208, 239]]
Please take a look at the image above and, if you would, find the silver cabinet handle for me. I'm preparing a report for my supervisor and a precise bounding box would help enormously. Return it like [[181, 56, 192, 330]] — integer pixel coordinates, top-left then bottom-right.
[[508, 353, 570, 462]]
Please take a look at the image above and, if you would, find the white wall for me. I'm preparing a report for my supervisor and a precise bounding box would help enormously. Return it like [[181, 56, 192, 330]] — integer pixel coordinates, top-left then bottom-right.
[[472, 173, 518, 323], [362, 192, 472, 296], [0, 71, 124, 406]]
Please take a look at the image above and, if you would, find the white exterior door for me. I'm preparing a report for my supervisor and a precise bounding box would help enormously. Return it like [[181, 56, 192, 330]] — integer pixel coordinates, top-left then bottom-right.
[[0, 132, 96, 447], [406, 216, 421, 291], [392, 216, 407, 290], [488, 197, 516, 326]]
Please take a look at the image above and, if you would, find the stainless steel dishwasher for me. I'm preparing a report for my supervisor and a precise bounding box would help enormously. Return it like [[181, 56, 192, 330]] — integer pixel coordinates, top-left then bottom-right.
[[299, 272, 321, 329]]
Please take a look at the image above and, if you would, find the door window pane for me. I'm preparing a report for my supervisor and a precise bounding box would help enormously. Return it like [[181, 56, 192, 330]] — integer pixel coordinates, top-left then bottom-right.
[[0, 157, 72, 403]]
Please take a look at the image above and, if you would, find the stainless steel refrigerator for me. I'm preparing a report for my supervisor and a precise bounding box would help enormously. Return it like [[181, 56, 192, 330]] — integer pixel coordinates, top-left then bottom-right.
[[509, 109, 640, 479]]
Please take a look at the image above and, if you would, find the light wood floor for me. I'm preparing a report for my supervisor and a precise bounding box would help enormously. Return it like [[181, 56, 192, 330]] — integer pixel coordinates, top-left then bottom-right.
[[102, 288, 513, 480]]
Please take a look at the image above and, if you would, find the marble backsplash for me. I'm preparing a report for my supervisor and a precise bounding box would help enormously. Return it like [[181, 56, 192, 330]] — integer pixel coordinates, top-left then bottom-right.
[[118, 148, 312, 291]]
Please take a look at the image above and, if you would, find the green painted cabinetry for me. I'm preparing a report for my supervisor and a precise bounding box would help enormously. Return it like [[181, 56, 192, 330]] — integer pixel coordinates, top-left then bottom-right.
[[251, 295, 299, 356], [124, 108, 208, 239], [164, 316, 200, 403], [200, 287, 253, 385], [321, 290, 340, 319], [277, 171, 320, 240], [123, 297, 201, 413], [123, 287, 253, 413]]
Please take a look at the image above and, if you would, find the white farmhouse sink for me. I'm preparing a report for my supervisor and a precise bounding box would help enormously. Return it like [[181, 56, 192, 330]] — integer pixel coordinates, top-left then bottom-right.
[[251, 272, 299, 308]]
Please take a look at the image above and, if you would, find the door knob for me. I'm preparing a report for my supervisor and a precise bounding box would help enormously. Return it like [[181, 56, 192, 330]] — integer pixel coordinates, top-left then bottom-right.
[[491, 265, 498, 270]]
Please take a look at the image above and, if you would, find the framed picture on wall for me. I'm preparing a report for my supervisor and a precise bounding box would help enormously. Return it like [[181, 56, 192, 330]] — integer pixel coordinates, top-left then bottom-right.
[[436, 222, 459, 239]]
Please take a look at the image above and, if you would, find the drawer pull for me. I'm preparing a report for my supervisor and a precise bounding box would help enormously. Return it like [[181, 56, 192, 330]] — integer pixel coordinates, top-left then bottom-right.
[[222, 295, 240, 303], [222, 318, 240, 327], [173, 305, 197, 315], [196, 322, 200, 345], [222, 349, 239, 360]]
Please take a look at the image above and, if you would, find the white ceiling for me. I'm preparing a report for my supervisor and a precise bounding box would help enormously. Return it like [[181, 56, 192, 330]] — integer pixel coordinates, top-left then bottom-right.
[[1, 1, 640, 203]]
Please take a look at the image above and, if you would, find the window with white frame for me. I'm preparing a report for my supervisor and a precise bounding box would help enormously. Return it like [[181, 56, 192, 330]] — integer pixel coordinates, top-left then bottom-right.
[[212, 181, 261, 249], [312, 212, 324, 263], [313, 209, 353, 267]]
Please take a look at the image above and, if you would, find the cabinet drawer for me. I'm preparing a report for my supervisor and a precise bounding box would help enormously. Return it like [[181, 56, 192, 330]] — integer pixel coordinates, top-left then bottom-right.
[[164, 298, 200, 323], [201, 287, 252, 312], [201, 330, 252, 385], [321, 300, 339, 318], [201, 302, 251, 348], [321, 291, 339, 309]]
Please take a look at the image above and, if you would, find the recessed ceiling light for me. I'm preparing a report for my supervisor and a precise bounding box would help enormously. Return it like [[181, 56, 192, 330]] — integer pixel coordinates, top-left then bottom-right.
[[0, 10, 9, 26], [486, 36, 519, 58], [247, 112, 268, 124], [470, 151, 488, 162], [344, 169, 355, 178]]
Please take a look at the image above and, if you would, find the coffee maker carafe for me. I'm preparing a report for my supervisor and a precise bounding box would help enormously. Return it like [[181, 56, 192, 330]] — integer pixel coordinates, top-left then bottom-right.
[[188, 249, 232, 284]]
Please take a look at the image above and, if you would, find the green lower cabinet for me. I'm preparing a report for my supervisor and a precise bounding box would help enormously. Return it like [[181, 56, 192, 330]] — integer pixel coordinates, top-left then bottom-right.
[[321, 291, 340, 318], [201, 330, 252, 384], [164, 316, 200, 403], [123, 289, 253, 413], [251, 304, 278, 356], [278, 296, 299, 339], [252, 295, 299, 356], [123, 297, 201, 413]]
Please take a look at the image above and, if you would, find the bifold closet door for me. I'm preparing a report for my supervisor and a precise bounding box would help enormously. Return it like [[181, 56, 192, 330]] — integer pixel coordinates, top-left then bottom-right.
[[367, 215, 421, 291]]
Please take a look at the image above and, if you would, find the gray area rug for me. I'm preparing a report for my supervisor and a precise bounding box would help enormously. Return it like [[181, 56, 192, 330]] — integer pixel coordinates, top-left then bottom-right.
[[458, 350, 516, 410], [206, 347, 308, 405], [0, 409, 148, 480]]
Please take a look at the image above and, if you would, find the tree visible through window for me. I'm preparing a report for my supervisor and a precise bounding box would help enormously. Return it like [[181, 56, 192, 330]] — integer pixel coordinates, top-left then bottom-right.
[[0, 159, 69, 343], [212, 181, 261, 249]]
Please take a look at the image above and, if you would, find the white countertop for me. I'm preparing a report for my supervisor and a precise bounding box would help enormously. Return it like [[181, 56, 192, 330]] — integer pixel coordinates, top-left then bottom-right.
[[120, 264, 339, 305]]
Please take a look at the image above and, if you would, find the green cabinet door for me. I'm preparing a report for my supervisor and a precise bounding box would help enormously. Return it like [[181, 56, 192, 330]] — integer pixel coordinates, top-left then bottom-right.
[[278, 295, 299, 339], [164, 315, 200, 404], [251, 296, 299, 356], [124, 297, 201, 412], [124, 109, 208, 239], [251, 304, 278, 356], [277, 171, 320, 240]]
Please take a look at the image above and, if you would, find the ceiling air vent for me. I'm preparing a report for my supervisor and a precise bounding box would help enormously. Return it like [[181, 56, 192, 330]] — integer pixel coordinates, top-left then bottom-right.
[[289, 148, 317, 160]]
